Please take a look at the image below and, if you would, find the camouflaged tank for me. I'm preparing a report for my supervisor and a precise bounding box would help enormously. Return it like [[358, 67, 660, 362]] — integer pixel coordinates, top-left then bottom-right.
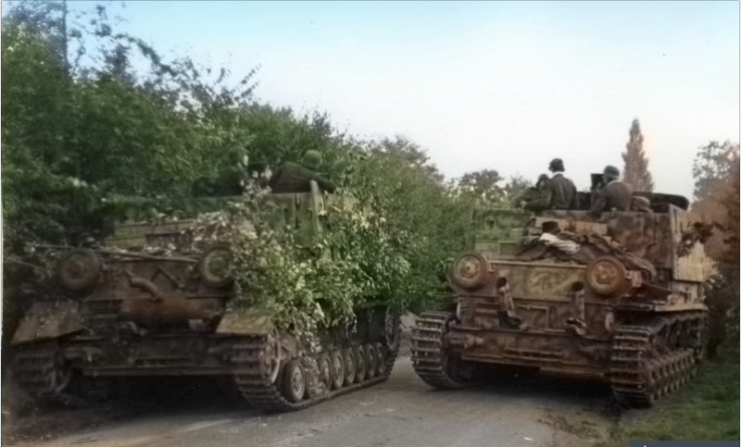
[[9, 180, 402, 412], [411, 177, 711, 409]]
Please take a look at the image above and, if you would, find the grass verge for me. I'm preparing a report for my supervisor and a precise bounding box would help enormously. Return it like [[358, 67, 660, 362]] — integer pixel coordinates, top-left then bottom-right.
[[600, 359, 739, 446]]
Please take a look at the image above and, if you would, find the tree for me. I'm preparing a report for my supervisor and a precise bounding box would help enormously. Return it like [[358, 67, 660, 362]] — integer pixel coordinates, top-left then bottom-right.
[[690, 140, 740, 358], [692, 140, 740, 202], [503, 174, 533, 203], [621, 118, 654, 192], [455, 169, 506, 203], [691, 141, 740, 262]]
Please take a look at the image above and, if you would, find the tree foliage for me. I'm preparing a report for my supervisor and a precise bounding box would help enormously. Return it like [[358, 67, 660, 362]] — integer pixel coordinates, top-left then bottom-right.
[[691, 140, 740, 358], [455, 169, 505, 203], [622, 118, 654, 192], [174, 183, 414, 345]]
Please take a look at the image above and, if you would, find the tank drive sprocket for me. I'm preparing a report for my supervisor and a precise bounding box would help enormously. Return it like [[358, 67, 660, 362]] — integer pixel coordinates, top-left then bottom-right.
[[411, 311, 472, 389]]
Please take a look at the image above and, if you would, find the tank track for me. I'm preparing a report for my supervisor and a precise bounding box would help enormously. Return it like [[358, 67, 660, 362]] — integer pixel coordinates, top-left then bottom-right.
[[9, 343, 90, 408], [231, 327, 401, 413], [609, 311, 707, 409], [410, 311, 470, 389]]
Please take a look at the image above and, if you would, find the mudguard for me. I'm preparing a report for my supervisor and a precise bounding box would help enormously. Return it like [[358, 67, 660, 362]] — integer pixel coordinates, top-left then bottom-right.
[[216, 305, 276, 335], [11, 299, 85, 345]]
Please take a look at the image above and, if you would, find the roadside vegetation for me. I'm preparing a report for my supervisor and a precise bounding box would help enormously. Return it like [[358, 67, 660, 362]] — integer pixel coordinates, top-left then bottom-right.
[[601, 360, 739, 445]]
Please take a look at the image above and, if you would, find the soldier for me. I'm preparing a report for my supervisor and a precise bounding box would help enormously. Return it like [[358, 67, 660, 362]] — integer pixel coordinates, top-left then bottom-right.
[[547, 158, 579, 210], [268, 150, 337, 194], [631, 195, 653, 213], [515, 174, 553, 212], [589, 165, 633, 218]]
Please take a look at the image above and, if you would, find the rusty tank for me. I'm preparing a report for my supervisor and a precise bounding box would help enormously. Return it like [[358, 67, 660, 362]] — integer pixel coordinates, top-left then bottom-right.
[[411, 178, 711, 408], [9, 179, 402, 412]]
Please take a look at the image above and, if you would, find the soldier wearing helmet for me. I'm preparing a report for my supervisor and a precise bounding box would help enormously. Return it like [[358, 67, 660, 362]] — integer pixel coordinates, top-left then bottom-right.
[[547, 158, 579, 210], [515, 174, 553, 212], [589, 165, 633, 217], [631, 196, 653, 213], [268, 150, 337, 194]]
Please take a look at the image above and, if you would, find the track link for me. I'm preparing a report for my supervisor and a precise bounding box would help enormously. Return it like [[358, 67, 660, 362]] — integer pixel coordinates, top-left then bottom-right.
[[609, 312, 706, 408], [232, 325, 401, 413], [410, 311, 469, 389], [10, 343, 90, 408]]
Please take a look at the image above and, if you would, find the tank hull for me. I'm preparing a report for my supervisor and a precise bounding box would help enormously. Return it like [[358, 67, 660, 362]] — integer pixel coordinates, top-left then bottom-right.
[[11, 302, 401, 412], [412, 198, 711, 409]]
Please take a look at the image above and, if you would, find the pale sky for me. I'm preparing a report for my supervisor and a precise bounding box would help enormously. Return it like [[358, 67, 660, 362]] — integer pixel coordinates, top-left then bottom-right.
[[67, 1, 741, 198]]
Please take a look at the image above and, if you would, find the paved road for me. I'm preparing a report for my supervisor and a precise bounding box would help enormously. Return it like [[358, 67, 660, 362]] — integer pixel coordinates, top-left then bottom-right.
[[9, 357, 617, 447]]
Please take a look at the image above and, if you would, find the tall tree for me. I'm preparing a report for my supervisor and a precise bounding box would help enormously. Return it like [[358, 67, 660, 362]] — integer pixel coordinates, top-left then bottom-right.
[[621, 118, 654, 192]]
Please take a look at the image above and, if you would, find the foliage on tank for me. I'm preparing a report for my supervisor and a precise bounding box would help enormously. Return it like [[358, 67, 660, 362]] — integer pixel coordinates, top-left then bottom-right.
[[101, 181, 413, 346]]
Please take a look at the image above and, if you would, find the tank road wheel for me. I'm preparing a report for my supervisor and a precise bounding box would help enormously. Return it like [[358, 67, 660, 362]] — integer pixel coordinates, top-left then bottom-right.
[[411, 311, 472, 389], [343, 349, 356, 386], [282, 359, 307, 404], [329, 351, 345, 390], [373, 342, 387, 376], [9, 344, 87, 407], [316, 353, 332, 390], [353, 346, 367, 382], [364, 344, 378, 378], [57, 249, 102, 292]]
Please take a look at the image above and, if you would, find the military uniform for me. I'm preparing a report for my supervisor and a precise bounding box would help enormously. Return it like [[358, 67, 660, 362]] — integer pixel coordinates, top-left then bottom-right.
[[516, 175, 552, 212], [269, 151, 337, 194], [589, 166, 633, 217], [545, 158, 579, 210], [549, 173, 579, 209]]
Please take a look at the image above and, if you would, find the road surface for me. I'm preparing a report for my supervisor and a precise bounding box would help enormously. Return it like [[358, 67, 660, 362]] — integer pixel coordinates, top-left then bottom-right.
[[6, 356, 618, 447]]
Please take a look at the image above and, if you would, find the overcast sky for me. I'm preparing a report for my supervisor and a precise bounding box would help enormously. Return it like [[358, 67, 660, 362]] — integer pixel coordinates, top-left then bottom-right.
[[67, 0, 739, 198]]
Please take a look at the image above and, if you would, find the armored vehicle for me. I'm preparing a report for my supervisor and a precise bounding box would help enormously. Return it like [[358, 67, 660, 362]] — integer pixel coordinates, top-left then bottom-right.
[[9, 180, 401, 412], [411, 178, 710, 408]]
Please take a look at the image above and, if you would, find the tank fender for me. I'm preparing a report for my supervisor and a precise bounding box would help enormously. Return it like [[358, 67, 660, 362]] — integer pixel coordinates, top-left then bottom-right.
[[216, 306, 300, 359], [10, 299, 85, 346], [216, 305, 275, 336]]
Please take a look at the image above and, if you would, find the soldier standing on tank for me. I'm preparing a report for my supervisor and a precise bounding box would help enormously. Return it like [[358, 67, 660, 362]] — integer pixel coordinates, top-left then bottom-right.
[[589, 165, 633, 218], [547, 158, 579, 210], [268, 150, 338, 194]]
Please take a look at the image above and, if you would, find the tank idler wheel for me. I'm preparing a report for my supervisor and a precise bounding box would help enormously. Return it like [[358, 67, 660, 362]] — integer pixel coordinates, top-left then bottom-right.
[[373, 342, 387, 375], [343, 349, 356, 386], [316, 353, 332, 390], [329, 351, 345, 390], [353, 346, 367, 382], [282, 359, 307, 403], [364, 344, 378, 378]]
